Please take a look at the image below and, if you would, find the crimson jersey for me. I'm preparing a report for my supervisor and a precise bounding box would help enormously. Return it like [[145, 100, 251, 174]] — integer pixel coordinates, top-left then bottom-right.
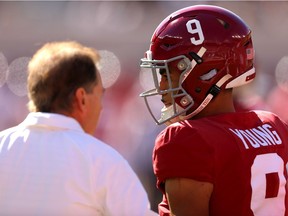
[[153, 111, 288, 216]]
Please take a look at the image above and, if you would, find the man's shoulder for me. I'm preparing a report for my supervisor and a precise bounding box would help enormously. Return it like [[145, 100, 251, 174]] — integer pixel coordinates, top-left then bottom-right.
[[155, 121, 205, 148], [0, 126, 18, 139]]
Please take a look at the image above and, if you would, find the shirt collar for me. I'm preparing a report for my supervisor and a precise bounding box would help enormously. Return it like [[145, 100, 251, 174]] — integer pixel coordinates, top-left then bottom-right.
[[19, 112, 84, 132]]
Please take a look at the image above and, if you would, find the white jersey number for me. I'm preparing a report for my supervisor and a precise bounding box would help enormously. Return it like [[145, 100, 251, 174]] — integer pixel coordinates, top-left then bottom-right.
[[186, 19, 204, 45], [251, 153, 286, 216]]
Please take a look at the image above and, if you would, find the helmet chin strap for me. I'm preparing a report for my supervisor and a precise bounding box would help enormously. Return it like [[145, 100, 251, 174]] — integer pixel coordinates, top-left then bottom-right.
[[160, 74, 232, 126], [179, 74, 233, 121], [180, 67, 255, 122]]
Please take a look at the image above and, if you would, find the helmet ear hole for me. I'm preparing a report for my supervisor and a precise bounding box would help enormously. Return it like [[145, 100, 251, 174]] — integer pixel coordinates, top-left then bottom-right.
[[195, 87, 201, 93]]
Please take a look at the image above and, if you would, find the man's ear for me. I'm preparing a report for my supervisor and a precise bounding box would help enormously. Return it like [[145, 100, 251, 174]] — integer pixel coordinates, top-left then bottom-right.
[[74, 87, 87, 112]]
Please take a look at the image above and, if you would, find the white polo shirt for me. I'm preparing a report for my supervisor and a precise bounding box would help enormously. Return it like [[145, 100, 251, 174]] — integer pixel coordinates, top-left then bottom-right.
[[0, 112, 157, 216]]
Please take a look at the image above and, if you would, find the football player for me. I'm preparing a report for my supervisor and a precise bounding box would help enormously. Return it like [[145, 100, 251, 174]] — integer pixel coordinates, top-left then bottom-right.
[[140, 5, 288, 216]]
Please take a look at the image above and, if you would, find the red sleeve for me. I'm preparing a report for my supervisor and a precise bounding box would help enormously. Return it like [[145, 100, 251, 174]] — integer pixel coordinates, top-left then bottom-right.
[[158, 195, 170, 216], [153, 122, 214, 191]]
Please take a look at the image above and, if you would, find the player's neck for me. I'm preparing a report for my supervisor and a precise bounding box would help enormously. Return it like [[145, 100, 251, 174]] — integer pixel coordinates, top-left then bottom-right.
[[193, 89, 235, 119]]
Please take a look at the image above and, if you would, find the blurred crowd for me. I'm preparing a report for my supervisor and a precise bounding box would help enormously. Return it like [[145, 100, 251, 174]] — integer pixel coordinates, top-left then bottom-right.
[[0, 1, 288, 211]]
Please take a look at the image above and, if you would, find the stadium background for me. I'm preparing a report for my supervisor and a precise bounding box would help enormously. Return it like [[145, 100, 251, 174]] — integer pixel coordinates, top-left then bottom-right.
[[0, 1, 287, 211]]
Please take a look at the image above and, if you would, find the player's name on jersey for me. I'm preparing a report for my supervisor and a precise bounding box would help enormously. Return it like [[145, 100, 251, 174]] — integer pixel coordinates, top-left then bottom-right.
[[229, 123, 282, 150]]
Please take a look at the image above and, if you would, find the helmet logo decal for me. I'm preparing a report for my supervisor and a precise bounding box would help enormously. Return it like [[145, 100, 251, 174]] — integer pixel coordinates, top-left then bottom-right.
[[186, 19, 205, 45], [246, 48, 254, 60]]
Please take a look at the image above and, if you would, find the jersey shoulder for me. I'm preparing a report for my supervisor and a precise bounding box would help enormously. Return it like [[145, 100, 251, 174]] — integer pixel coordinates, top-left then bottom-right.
[[153, 121, 215, 185], [254, 110, 287, 124], [155, 120, 203, 147]]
